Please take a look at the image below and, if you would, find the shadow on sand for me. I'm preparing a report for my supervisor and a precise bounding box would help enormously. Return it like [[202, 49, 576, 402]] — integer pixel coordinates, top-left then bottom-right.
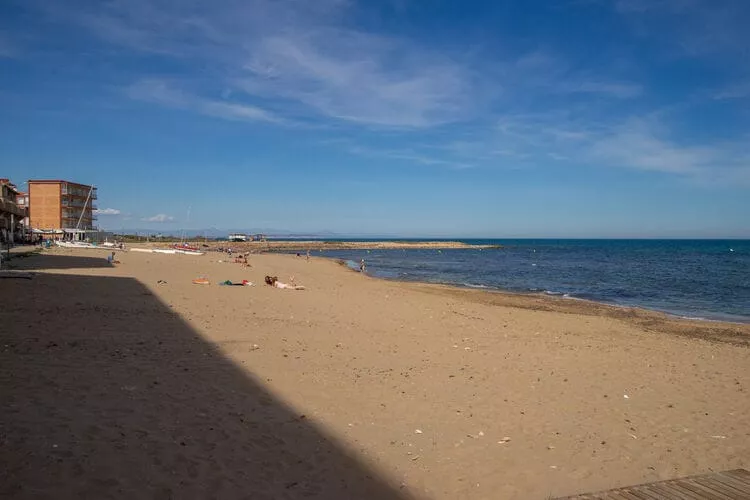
[[0, 265, 412, 498], [8, 251, 114, 270]]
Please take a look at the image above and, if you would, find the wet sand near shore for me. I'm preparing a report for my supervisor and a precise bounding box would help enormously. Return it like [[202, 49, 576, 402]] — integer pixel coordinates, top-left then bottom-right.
[[406, 282, 750, 347], [2, 248, 748, 499]]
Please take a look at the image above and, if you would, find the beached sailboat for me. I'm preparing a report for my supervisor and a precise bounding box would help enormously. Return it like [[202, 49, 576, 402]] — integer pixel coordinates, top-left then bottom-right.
[[170, 205, 204, 254], [55, 239, 99, 249], [172, 242, 204, 255], [54, 185, 109, 250]]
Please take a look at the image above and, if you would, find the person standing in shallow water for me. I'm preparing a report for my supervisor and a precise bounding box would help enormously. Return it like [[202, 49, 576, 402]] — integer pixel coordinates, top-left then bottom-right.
[[360, 258, 366, 273]]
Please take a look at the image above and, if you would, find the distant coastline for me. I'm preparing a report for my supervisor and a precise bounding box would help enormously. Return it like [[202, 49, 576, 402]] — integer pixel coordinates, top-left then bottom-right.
[[152, 240, 502, 251]]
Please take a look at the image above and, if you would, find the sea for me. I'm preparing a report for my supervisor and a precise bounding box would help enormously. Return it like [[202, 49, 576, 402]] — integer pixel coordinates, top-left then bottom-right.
[[308, 239, 750, 323]]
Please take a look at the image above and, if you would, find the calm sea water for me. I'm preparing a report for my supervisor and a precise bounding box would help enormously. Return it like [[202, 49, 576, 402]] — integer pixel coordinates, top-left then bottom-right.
[[313, 239, 750, 323]]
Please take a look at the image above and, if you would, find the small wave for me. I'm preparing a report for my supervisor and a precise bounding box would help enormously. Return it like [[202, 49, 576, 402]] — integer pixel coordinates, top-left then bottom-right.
[[562, 293, 586, 301], [544, 290, 563, 296], [463, 283, 490, 289], [679, 315, 707, 321]]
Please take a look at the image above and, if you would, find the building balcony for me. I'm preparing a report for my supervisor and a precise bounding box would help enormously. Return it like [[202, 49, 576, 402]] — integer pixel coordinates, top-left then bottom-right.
[[61, 185, 97, 199], [60, 217, 94, 229], [62, 211, 91, 220], [61, 199, 97, 210], [62, 195, 95, 204], [0, 197, 26, 217]]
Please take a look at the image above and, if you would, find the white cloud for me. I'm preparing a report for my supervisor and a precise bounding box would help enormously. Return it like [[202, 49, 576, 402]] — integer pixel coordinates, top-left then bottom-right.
[[41, 0, 475, 128], [434, 111, 749, 182], [348, 145, 473, 170], [29, 0, 656, 130], [142, 213, 175, 223], [24, 0, 746, 184], [713, 82, 750, 100], [586, 119, 714, 174], [235, 31, 472, 127], [504, 49, 643, 98], [94, 208, 121, 215], [127, 79, 282, 124]]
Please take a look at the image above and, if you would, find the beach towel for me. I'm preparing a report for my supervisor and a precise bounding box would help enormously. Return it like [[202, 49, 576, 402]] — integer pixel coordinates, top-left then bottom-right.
[[219, 280, 252, 286]]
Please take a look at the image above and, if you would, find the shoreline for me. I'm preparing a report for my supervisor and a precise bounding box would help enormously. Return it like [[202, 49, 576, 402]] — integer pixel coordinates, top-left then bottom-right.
[[334, 258, 750, 345], [123, 240, 748, 326], [150, 240, 502, 251], [15, 244, 749, 330]]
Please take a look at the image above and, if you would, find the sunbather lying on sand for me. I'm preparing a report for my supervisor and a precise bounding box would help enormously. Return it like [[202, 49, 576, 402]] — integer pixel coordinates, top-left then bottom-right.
[[265, 275, 305, 290]]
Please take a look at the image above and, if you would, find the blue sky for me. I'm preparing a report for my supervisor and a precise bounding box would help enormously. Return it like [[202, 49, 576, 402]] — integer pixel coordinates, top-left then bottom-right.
[[1, 0, 749, 237]]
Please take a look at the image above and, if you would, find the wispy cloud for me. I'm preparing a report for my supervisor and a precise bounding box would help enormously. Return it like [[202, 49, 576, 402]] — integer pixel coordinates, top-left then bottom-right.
[[19, 0, 746, 185], [236, 31, 473, 128], [337, 105, 743, 178], [127, 79, 282, 124], [498, 49, 644, 101], [488, 112, 749, 181], [26, 0, 655, 130], [38, 0, 476, 128], [587, 119, 714, 174], [348, 145, 473, 170], [713, 81, 750, 100], [142, 213, 174, 222], [94, 207, 121, 215]]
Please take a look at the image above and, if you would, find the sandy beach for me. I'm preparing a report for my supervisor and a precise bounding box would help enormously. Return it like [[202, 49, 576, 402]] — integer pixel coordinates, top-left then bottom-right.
[[2, 248, 749, 499]]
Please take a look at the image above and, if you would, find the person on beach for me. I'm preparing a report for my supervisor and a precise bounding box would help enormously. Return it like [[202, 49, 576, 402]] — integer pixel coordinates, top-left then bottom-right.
[[360, 258, 366, 273], [265, 275, 305, 290], [107, 252, 120, 265], [306, 249, 310, 261], [234, 254, 249, 266]]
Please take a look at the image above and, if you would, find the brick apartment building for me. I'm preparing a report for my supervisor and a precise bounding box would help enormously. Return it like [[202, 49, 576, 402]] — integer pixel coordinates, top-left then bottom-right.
[[16, 190, 29, 234], [28, 180, 98, 232], [0, 178, 26, 244]]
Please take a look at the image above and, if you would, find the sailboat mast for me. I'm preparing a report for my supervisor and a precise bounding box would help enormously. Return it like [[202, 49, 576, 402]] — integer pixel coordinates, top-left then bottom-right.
[[182, 205, 191, 243], [76, 185, 94, 230]]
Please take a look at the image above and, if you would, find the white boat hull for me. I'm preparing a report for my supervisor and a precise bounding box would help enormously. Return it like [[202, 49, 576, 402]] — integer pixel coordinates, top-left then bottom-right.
[[175, 250, 204, 255], [55, 241, 109, 250]]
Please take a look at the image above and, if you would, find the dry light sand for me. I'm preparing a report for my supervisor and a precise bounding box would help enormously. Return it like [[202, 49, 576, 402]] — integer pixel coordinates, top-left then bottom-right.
[[1, 248, 749, 499]]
